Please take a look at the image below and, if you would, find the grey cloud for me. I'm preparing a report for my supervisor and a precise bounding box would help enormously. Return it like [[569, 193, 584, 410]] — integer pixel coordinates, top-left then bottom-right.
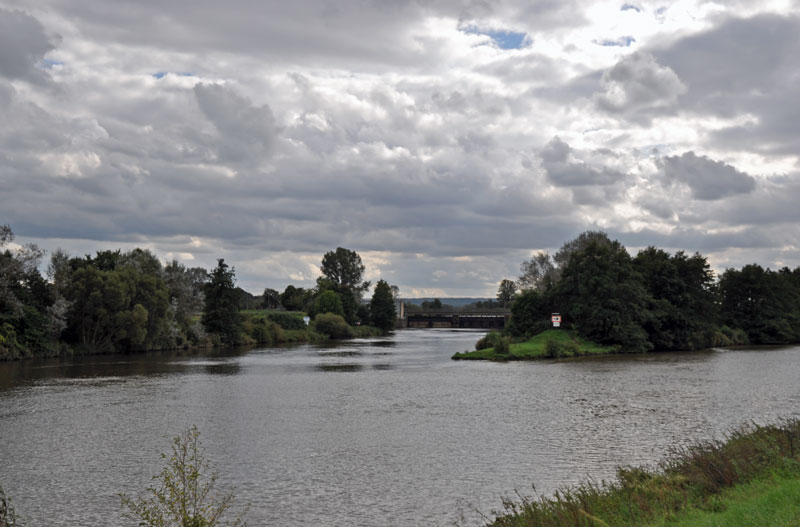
[[540, 137, 627, 188], [653, 14, 800, 154], [657, 152, 756, 201], [194, 83, 278, 163], [594, 52, 686, 122], [0, 8, 56, 83]]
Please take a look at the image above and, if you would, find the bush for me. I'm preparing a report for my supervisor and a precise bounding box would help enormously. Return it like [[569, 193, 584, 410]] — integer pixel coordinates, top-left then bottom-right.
[[266, 312, 306, 331], [494, 336, 511, 355], [312, 313, 354, 339], [313, 290, 345, 318], [121, 426, 247, 527], [544, 339, 562, 358], [248, 319, 284, 345], [475, 330, 502, 351], [562, 340, 582, 356]]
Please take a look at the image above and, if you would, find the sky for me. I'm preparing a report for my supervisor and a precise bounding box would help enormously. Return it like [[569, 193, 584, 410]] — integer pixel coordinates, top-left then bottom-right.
[[2, 0, 800, 297]]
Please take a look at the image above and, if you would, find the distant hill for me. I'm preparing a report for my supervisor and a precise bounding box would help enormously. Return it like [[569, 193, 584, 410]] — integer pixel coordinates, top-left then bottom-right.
[[401, 297, 492, 308]]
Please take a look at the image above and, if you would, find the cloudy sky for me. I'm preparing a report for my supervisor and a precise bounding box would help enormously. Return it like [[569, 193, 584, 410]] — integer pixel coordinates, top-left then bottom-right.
[[2, 0, 800, 297]]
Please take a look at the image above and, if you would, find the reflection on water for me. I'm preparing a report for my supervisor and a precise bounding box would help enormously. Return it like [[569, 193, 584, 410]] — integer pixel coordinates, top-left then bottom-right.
[[315, 363, 365, 372], [1, 329, 800, 527]]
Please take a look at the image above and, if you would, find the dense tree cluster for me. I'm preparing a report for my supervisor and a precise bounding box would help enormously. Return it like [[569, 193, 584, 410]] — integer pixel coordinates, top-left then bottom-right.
[[1, 227, 214, 360], [506, 231, 796, 352], [1, 226, 396, 360]]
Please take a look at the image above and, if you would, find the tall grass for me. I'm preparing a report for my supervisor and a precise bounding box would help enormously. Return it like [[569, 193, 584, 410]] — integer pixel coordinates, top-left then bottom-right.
[[489, 420, 800, 527]]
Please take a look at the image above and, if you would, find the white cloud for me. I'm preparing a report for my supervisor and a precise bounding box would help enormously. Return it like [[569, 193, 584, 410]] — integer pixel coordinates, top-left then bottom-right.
[[2, 1, 800, 295]]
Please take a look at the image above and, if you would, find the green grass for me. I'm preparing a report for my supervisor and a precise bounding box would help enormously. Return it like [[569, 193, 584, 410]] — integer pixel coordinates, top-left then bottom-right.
[[487, 420, 800, 527], [653, 474, 800, 527], [452, 330, 615, 360]]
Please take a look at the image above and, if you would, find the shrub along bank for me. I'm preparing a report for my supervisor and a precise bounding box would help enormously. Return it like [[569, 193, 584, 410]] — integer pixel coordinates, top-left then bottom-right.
[[488, 420, 800, 527]]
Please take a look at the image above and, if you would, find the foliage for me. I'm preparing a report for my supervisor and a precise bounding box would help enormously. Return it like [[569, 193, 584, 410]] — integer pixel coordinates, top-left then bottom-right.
[[719, 264, 800, 344], [633, 247, 718, 350], [421, 298, 444, 310], [311, 313, 354, 339], [202, 260, 241, 346], [489, 420, 800, 527], [320, 247, 370, 297], [505, 290, 552, 338], [121, 426, 247, 527], [261, 288, 280, 310], [63, 266, 152, 353], [0, 485, 24, 527], [555, 233, 652, 352], [475, 330, 502, 351], [518, 251, 558, 292], [369, 279, 397, 332], [496, 279, 517, 308], [279, 285, 310, 312], [312, 290, 345, 318], [494, 335, 511, 355]]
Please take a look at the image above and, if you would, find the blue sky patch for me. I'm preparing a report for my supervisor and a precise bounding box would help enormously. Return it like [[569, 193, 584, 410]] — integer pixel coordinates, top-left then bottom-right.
[[621, 3, 641, 12], [153, 71, 194, 79], [39, 58, 64, 69], [597, 36, 636, 47], [464, 27, 528, 50]]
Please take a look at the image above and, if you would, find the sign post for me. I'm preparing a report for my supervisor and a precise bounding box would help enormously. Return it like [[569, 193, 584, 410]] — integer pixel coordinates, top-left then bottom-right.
[[551, 313, 561, 328]]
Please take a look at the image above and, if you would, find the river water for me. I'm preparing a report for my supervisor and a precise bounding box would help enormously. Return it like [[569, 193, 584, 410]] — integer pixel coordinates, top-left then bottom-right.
[[1, 329, 799, 526]]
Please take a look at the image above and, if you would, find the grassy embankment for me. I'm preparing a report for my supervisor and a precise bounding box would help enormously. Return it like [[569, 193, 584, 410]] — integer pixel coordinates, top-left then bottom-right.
[[487, 420, 800, 527], [452, 329, 615, 360]]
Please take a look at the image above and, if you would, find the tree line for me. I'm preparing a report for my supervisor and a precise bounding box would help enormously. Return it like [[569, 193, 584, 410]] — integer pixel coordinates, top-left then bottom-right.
[[497, 230, 800, 352], [0, 225, 395, 360]]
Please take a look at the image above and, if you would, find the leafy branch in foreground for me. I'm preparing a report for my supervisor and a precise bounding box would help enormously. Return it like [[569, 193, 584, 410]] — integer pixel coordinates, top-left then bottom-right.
[[0, 486, 24, 527], [121, 426, 247, 527]]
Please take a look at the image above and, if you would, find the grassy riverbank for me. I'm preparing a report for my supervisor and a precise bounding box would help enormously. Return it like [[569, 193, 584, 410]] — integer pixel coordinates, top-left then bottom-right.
[[452, 329, 615, 360], [488, 420, 800, 527]]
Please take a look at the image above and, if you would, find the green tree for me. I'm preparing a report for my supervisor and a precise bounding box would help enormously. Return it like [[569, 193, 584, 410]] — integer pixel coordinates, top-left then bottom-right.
[[496, 279, 517, 307], [319, 248, 371, 325], [719, 265, 800, 344], [633, 247, 719, 350], [202, 260, 240, 345], [279, 285, 309, 312], [261, 288, 280, 309], [64, 266, 151, 353], [370, 279, 397, 332], [121, 426, 246, 527], [555, 232, 652, 352], [421, 298, 443, 311], [313, 290, 345, 317], [518, 252, 558, 292], [320, 247, 370, 296], [505, 289, 552, 338]]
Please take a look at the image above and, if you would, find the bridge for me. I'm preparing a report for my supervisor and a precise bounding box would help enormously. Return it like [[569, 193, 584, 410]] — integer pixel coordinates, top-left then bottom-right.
[[402, 310, 511, 329]]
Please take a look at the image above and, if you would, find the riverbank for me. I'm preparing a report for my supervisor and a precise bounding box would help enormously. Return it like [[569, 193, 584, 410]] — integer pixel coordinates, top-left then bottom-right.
[[488, 420, 800, 527], [451, 329, 616, 360], [0, 309, 385, 362]]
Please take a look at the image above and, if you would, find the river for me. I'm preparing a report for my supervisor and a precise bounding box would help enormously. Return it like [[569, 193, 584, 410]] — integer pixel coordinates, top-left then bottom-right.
[[1, 329, 799, 526]]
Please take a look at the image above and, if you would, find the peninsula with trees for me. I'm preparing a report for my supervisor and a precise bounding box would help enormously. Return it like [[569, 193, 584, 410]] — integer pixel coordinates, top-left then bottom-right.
[[455, 230, 800, 360]]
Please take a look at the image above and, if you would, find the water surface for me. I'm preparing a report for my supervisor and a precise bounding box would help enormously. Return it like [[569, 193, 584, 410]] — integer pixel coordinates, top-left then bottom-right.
[[1, 330, 799, 526]]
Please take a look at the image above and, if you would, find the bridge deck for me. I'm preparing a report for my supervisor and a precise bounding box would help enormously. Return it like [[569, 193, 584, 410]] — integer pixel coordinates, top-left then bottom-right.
[[403, 311, 511, 329]]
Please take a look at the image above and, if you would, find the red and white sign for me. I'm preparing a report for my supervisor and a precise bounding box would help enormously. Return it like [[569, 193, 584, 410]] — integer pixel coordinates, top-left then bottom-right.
[[551, 314, 561, 327]]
